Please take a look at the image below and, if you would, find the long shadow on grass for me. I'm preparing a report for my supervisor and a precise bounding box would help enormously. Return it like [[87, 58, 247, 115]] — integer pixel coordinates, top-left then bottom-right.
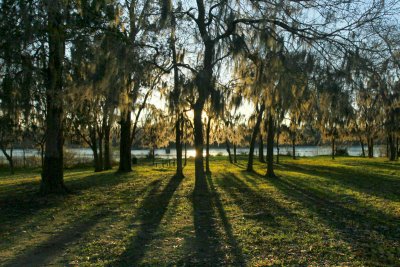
[[249, 172, 400, 265], [0, 171, 130, 240], [206, 174, 245, 266], [112, 174, 184, 266], [218, 172, 294, 227], [191, 174, 225, 265], [280, 162, 400, 201], [4, 210, 110, 267]]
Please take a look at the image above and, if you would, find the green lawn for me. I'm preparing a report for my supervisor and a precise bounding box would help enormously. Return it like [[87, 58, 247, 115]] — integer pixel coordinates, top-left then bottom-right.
[[0, 156, 399, 266]]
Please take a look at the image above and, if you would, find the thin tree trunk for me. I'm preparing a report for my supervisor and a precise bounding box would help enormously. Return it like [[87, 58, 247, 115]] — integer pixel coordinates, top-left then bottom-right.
[[98, 135, 103, 171], [90, 127, 101, 172], [332, 136, 335, 160], [276, 130, 280, 164], [175, 114, 184, 178], [205, 116, 211, 174], [233, 143, 237, 163], [388, 133, 397, 161], [266, 114, 276, 178], [41, 0, 67, 194], [226, 138, 233, 163], [292, 138, 296, 160], [247, 104, 265, 172], [258, 132, 265, 163], [118, 111, 132, 172], [1, 147, 14, 175], [104, 124, 112, 170], [359, 137, 365, 157], [368, 137, 374, 158]]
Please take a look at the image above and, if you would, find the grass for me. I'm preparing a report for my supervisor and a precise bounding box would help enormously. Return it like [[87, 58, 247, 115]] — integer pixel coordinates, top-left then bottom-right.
[[0, 156, 399, 266]]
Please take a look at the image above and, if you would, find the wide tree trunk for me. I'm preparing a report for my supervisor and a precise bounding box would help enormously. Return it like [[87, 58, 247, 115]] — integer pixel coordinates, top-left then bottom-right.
[[331, 136, 335, 160], [266, 114, 276, 178], [103, 124, 112, 170], [193, 102, 205, 191], [205, 117, 211, 174], [175, 114, 184, 178], [359, 137, 365, 157], [119, 111, 132, 172], [41, 0, 67, 194], [226, 139, 233, 163], [247, 104, 265, 172], [258, 133, 265, 163]]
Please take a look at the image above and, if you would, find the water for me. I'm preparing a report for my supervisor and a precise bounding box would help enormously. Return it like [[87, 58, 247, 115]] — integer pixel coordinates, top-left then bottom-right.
[[0, 145, 386, 166]]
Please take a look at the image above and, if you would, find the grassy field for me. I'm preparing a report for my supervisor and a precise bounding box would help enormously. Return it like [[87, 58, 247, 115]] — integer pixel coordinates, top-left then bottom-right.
[[0, 156, 399, 266]]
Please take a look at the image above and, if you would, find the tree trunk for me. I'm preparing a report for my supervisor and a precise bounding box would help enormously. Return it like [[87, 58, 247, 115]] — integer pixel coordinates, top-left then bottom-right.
[[205, 116, 211, 174], [175, 114, 184, 178], [359, 137, 365, 157], [368, 137, 374, 158], [388, 133, 397, 161], [233, 143, 237, 163], [118, 111, 132, 172], [331, 136, 335, 160], [292, 138, 296, 160], [258, 132, 265, 163], [266, 114, 276, 178], [104, 124, 112, 170], [40, 143, 45, 168], [90, 127, 101, 172], [247, 104, 265, 172], [193, 101, 205, 192], [1, 148, 14, 175], [41, 0, 67, 194], [184, 142, 187, 166], [226, 139, 233, 163], [98, 134, 103, 171], [276, 130, 280, 164]]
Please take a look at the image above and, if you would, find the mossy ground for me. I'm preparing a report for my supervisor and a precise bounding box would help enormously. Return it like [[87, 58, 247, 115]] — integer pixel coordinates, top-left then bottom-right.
[[0, 156, 399, 266]]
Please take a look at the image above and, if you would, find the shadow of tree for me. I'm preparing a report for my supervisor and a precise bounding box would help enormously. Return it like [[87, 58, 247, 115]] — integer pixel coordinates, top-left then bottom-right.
[[280, 162, 400, 201], [112, 174, 184, 266], [4, 210, 111, 267], [0, 171, 131, 244], [249, 172, 400, 265]]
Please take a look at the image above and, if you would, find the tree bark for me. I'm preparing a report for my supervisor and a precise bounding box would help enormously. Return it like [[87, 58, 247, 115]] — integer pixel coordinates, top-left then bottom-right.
[[246, 104, 265, 172], [359, 136, 365, 157], [41, 0, 67, 194], [205, 116, 211, 174], [103, 124, 112, 170], [331, 136, 335, 160], [118, 111, 132, 172], [233, 143, 237, 163], [266, 114, 276, 178], [258, 132, 265, 163], [226, 138, 233, 163], [388, 133, 397, 161], [368, 137, 374, 158], [276, 130, 280, 164], [193, 102, 205, 191], [292, 138, 296, 160], [98, 134, 103, 171], [175, 114, 184, 178], [1, 148, 14, 175], [90, 126, 101, 172]]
